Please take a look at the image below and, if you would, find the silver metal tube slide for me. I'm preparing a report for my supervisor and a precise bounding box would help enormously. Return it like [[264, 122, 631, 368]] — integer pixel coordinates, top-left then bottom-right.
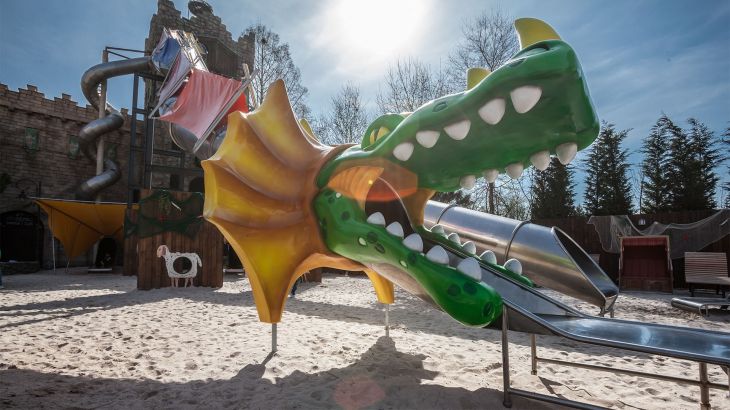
[[424, 201, 618, 313], [76, 57, 152, 200], [81, 57, 152, 111]]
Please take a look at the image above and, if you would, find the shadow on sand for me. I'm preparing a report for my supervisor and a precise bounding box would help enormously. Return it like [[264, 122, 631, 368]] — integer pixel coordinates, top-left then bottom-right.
[[0, 336, 553, 409]]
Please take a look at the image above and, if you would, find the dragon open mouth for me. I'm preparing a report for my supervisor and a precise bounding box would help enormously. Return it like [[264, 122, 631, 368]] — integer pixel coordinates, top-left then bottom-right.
[[356, 178, 518, 322]]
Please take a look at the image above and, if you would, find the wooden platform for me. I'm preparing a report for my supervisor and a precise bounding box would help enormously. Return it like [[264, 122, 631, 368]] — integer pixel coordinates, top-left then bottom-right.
[[122, 190, 224, 289]]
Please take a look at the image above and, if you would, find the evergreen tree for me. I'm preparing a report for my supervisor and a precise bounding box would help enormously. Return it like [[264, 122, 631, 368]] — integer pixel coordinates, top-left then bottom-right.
[[666, 119, 692, 211], [667, 118, 721, 210], [724, 126, 730, 208], [640, 115, 675, 213], [531, 157, 576, 219], [584, 122, 633, 216], [686, 118, 721, 210]]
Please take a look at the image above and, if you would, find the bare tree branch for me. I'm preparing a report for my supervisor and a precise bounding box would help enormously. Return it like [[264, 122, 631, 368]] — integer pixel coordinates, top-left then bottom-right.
[[447, 9, 518, 90], [375, 58, 452, 114], [317, 83, 369, 146], [244, 23, 311, 120]]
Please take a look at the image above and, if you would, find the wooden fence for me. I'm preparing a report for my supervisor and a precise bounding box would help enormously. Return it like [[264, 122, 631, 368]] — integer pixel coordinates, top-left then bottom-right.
[[533, 209, 730, 288], [122, 190, 223, 289]]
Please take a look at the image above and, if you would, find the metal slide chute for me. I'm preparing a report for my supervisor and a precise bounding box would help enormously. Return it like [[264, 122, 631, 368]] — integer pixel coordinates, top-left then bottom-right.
[[424, 201, 619, 314], [77, 56, 153, 200]]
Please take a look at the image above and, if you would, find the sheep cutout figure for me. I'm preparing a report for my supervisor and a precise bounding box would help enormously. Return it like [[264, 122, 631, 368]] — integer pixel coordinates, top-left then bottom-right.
[[156, 245, 202, 288]]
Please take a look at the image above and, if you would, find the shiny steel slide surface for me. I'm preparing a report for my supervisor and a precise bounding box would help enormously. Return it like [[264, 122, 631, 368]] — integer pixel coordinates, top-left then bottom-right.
[[420, 236, 730, 367], [81, 57, 152, 111], [532, 313, 730, 367], [424, 201, 618, 313], [77, 57, 153, 199]]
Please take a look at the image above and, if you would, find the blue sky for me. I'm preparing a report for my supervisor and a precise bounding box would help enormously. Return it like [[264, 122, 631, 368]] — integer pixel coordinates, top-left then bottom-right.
[[2, 0, 729, 205]]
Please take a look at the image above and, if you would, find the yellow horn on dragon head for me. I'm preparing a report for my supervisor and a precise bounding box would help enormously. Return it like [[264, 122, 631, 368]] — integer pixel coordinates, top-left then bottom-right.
[[514, 18, 561, 49], [466, 67, 491, 90]]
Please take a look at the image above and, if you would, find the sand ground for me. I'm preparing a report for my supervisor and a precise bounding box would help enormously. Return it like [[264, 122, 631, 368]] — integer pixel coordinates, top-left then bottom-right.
[[1, 270, 729, 409]]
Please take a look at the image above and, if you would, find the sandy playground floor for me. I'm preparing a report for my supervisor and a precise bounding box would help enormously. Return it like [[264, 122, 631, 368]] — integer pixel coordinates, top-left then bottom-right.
[[1, 270, 729, 409]]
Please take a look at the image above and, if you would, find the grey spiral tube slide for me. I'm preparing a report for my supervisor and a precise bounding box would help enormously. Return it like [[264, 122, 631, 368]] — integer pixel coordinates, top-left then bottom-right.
[[76, 57, 152, 200]]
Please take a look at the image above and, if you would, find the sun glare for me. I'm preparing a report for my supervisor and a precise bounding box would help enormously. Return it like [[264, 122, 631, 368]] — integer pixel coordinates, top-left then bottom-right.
[[317, 0, 432, 72]]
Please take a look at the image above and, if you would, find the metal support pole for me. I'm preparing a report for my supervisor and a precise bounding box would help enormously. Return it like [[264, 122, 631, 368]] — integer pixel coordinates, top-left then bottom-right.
[[271, 323, 277, 353], [50, 211, 56, 272], [502, 310, 512, 408], [51, 235, 56, 272], [385, 304, 390, 337], [699, 362, 710, 410], [95, 49, 109, 203], [530, 334, 537, 375]]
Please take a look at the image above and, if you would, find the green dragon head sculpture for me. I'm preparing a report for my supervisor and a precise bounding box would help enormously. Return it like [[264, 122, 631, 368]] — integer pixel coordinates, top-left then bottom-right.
[[319, 18, 599, 192]]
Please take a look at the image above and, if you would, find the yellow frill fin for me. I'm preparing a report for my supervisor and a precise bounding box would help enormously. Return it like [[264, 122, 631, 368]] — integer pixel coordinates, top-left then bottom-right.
[[467, 67, 491, 90], [202, 80, 393, 323], [514, 18, 561, 49]]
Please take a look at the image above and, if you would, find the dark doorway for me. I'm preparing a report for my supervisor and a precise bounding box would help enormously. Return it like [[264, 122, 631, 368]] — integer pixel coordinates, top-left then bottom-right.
[[0, 211, 44, 262], [189, 176, 204, 193], [94, 237, 117, 268]]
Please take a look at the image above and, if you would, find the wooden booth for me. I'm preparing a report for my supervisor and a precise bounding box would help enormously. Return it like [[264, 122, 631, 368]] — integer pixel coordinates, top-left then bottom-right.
[[123, 190, 223, 289], [619, 235, 672, 292]]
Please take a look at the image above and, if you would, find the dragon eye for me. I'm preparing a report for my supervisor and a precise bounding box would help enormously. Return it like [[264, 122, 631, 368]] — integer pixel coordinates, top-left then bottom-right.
[[508, 45, 550, 67], [521, 45, 549, 58]]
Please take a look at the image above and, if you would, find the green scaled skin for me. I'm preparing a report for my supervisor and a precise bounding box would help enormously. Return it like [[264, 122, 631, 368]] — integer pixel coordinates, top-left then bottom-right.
[[313, 38, 599, 327], [314, 188, 503, 326]]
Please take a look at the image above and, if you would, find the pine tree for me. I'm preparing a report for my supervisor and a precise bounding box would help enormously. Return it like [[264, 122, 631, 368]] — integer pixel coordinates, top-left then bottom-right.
[[666, 120, 692, 211], [584, 122, 633, 216], [722, 127, 730, 208], [667, 118, 721, 211], [531, 157, 576, 219], [686, 118, 721, 210], [640, 115, 674, 213]]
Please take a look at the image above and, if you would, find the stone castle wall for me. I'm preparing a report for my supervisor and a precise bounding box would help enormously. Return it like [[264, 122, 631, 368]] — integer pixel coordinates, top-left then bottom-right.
[[0, 84, 133, 213], [0, 0, 255, 268]]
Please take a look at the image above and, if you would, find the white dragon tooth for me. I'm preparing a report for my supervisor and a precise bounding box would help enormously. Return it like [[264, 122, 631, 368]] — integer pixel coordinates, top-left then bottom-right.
[[403, 233, 423, 252], [426, 246, 449, 265], [444, 119, 471, 140], [530, 150, 551, 171], [480, 250, 497, 264], [448, 232, 461, 244], [457, 257, 482, 281], [393, 142, 414, 161], [416, 130, 440, 148], [505, 162, 524, 179], [483, 169, 499, 183], [462, 241, 477, 254], [460, 175, 476, 190], [510, 85, 542, 114], [366, 212, 385, 226], [504, 258, 523, 275], [478, 98, 505, 125], [431, 224, 446, 235], [386, 221, 404, 238], [556, 142, 578, 165]]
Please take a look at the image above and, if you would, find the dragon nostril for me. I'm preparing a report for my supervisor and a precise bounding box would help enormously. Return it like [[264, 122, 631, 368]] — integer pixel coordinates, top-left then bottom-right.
[[483, 303, 492, 317], [433, 101, 448, 112]]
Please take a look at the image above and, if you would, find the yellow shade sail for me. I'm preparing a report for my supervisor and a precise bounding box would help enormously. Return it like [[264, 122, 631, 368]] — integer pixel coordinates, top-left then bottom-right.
[[36, 198, 130, 259]]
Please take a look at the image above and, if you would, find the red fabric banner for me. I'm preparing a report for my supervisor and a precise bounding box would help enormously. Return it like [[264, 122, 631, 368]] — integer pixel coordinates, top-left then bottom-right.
[[159, 69, 248, 140]]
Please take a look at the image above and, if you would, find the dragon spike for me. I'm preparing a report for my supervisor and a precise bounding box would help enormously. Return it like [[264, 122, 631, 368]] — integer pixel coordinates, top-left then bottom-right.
[[467, 67, 491, 90], [514, 18, 561, 49], [298, 118, 319, 144]]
